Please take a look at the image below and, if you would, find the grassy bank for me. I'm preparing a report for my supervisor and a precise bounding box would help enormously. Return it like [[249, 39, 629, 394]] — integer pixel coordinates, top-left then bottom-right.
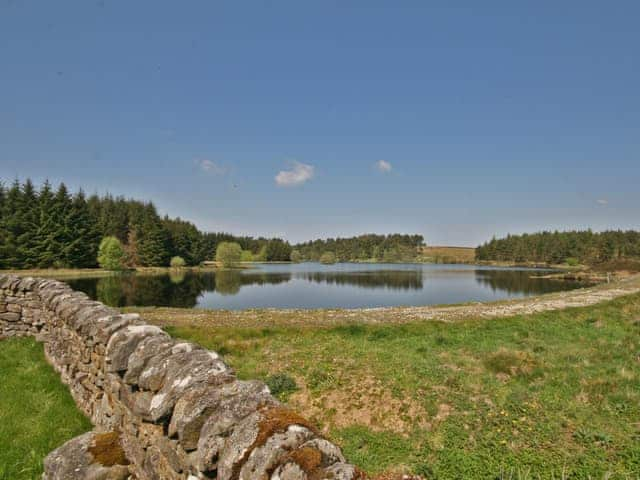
[[0, 337, 92, 480], [153, 294, 640, 478]]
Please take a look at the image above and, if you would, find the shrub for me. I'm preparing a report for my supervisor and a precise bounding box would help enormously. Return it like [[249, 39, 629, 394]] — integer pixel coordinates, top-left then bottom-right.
[[97, 237, 125, 270], [265, 373, 298, 399], [319, 251, 337, 264], [565, 257, 580, 266], [170, 256, 186, 268], [240, 250, 254, 262], [290, 250, 303, 263], [216, 242, 242, 268]]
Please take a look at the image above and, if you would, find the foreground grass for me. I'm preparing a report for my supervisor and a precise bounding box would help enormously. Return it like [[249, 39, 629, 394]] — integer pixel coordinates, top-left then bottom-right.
[[0, 338, 92, 480], [161, 294, 640, 478]]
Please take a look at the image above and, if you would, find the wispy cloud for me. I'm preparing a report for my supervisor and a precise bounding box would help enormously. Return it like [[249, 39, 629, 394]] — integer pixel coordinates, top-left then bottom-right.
[[375, 160, 392, 173], [596, 198, 608, 205], [275, 161, 314, 187], [197, 159, 226, 175]]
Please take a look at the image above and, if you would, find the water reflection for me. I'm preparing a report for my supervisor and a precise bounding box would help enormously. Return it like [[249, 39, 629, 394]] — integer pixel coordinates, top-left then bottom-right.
[[474, 269, 584, 295], [65, 264, 585, 310], [297, 270, 423, 290]]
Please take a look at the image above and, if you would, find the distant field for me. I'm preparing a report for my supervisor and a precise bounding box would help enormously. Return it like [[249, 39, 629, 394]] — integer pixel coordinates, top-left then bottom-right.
[[419, 246, 476, 264]]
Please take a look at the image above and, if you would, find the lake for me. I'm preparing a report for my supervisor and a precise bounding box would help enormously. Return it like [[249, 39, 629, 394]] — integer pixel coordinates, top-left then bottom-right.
[[65, 263, 585, 310]]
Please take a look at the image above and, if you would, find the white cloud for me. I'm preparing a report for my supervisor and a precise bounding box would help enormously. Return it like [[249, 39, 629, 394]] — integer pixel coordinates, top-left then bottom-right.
[[197, 159, 226, 175], [275, 161, 314, 187], [596, 198, 608, 205], [375, 160, 392, 173]]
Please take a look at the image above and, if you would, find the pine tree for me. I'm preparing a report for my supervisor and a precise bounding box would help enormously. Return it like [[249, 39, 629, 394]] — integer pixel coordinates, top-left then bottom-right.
[[3, 180, 24, 267], [33, 180, 58, 267], [17, 179, 39, 268], [0, 182, 7, 268], [136, 204, 170, 266], [64, 190, 100, 267]]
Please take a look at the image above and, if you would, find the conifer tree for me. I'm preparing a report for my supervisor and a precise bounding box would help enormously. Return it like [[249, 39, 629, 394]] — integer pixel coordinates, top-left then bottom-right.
[[3, 180, 24, 267], [17, 179, 39, 268], [65, 190, 100, 267]]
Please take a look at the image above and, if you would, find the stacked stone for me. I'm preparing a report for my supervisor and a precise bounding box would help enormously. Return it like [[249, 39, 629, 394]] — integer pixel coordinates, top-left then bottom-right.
[[0, 275, 45, 337], [0, 274, 367, 480]]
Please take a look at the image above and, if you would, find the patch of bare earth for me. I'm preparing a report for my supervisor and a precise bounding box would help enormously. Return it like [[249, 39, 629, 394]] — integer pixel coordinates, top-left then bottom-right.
[[288, 376, 431, 435]]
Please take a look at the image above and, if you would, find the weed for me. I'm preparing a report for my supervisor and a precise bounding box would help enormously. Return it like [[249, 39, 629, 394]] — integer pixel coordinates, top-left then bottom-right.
[[265, 372, 298, 400]]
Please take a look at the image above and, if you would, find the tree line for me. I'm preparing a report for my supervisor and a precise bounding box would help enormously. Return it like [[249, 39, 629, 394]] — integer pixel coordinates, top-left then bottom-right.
[[294, 234, 425, 263], [0, 179, 292, 269], [476, 230, 640, 265]]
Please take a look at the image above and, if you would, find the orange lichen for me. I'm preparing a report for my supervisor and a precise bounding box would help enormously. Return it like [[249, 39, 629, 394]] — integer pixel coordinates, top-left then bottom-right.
[[230, 406, 320, 479], [87, 431, 130, 467]]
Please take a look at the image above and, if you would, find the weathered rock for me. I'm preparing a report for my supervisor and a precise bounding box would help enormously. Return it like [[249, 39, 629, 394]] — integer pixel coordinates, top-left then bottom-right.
[[43, 431, 130, 480], [106, 324, 168, 373], [137, 344, 203, 393], [122, 335, 175, 386], [238, 425, 316, 479], [148, 350, 233, 422], [0, 312, 20, 322], [214, 406, 320, 480], [171, 379, 274, 451]]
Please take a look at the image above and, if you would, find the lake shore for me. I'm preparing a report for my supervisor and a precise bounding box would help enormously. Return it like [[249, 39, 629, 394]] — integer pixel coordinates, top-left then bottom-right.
[[131, 272, 640, 329]]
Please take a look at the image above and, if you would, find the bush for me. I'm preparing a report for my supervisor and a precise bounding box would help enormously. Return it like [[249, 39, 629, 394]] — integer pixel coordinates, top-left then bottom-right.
[[216, 242, 242, 268], [240, 250, 254, 262], [290, 250, 302, 263], [320, 251, 337, 264], [170, 256, 186, 268], [265, 373, 298, 399], [97, 237, 125, 270], [565, 257, 580, 266]]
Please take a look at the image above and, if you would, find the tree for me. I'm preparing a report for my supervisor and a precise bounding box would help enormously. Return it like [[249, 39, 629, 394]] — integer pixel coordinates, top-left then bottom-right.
[[216, 241, 242, 268], [135, 204, 170, 266], [320, 252, 337, 264], [240, 250, 254, 262], [265, 239, 292, 261], [290, 250, 302, 263], [123, 229, 140, 268], [64, 190, 100, 268], [97, 236, 125, 270], [170, 256, 186, 268]]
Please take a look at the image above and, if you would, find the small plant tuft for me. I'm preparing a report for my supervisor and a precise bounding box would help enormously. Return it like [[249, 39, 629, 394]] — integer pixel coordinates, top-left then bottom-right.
[[265, 372, 298, 400]]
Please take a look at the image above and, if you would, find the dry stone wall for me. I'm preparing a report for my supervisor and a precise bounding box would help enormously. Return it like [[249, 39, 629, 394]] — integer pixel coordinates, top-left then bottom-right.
[[0, 274, 368, 480]]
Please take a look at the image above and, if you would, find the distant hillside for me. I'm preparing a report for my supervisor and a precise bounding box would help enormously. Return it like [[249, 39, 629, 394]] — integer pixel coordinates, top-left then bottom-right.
[[476, 230, 640, 266], [419, 246, 476, 264]]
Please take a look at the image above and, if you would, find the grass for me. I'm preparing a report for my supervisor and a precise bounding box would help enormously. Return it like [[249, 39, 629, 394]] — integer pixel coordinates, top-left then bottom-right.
[[160, 294, 640, 478], [0, 337, 92, 480], [418, 246, 477, 264]]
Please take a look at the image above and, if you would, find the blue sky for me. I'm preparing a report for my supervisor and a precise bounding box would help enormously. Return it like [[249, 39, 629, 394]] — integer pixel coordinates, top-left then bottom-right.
[[1, 1, 638, 246]]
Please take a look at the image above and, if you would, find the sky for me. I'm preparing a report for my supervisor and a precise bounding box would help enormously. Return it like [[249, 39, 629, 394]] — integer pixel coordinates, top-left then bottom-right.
[[1, 1, 639, 246]]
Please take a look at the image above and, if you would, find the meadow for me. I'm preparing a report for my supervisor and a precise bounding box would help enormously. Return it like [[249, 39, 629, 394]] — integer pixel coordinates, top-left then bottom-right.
[[2, 290, 639, 479], [0, 337, 92, 480], [158, 295, 640, 478]]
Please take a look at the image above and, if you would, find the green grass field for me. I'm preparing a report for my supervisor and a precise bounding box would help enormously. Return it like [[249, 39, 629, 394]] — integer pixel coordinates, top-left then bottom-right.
[[0, 337, 92, 480], [2, 295, 639, 479], [163, 294, 640, 478]]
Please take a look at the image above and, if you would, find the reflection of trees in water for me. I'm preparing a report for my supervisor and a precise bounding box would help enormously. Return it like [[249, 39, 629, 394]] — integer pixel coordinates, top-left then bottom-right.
[[67, 271, 292, 307], [474, 270, 583, 295], [296, 271, 423, 291], [66, 269, 584, 308], [68, 273, 214, 308]]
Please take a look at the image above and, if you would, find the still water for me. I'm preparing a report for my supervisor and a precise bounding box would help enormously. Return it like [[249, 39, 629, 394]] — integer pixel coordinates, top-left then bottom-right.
[[65, 263, 584, 310]]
